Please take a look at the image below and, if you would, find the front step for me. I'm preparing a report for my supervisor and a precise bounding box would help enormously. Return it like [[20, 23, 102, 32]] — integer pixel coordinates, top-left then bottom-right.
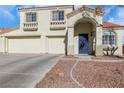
[[74, 54, 93, 60]]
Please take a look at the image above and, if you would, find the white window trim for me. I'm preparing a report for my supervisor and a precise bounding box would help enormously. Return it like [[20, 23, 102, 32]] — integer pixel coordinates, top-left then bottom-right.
[[51, 10, 65, 22], [25, 12, 37, 22], [103, 31, 116, 45]]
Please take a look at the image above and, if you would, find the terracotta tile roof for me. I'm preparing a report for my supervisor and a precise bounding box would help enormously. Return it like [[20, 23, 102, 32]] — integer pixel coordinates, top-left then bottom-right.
[[66, 5, 96, 17], [67, 5, 104, 18], [103, 22, 124, 28], [0, 28, 18, 34]]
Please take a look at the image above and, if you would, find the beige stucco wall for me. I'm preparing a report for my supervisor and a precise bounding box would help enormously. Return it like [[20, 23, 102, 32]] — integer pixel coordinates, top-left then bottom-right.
[[18, 6, 73, 54], [67, 11, 103, 28], [115, 29, 123, 56], [20, 6, 73, 34], [0, 6, 73, 54]]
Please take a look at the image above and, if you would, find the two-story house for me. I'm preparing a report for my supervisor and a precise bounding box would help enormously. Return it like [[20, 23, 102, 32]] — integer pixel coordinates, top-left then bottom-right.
[[0, 5, 123, 56]]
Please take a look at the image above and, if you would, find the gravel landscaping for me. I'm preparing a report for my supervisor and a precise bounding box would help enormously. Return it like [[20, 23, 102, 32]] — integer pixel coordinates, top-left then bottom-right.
[[36, 56, 124, 88], [35, 60, 78, 88], [73, 61, 124, 88]]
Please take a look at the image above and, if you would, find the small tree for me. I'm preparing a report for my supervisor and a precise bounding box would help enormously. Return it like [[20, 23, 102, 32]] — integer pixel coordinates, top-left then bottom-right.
[[103, 46, 118, 56]]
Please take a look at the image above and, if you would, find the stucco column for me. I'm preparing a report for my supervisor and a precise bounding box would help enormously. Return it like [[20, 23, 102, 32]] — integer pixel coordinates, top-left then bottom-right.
[[115, 29, 123, 56], [3, 36, 8, 53], [67, 27, 74, 55], [95, 26, 103, 56], [40, 35, 47, 53]]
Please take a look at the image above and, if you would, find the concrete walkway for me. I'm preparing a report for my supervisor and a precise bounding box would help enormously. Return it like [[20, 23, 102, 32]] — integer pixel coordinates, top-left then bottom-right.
[[0, 53, 62, 88], [61, 57, 124, 62]]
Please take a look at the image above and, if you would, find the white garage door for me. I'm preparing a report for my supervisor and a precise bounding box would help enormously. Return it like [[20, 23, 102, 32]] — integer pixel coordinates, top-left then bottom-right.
[[8, 36, 41, 53], [48, 37, 65, 54]]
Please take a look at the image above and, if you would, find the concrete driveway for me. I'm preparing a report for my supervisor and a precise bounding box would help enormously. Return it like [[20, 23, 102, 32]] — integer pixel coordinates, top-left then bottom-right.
[[0, 53, 62, 88]]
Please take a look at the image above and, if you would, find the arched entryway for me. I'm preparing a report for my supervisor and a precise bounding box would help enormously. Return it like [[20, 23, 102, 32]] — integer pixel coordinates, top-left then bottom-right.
[[74, 18, 96, 55], [66, 10, 103, 56]]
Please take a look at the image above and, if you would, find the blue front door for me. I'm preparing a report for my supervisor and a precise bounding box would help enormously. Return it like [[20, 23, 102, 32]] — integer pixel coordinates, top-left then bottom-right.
[[79, 34, 89, 54]]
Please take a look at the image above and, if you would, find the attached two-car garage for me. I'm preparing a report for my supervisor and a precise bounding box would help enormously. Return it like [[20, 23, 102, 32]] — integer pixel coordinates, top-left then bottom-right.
[[6, 36, 65, 54]]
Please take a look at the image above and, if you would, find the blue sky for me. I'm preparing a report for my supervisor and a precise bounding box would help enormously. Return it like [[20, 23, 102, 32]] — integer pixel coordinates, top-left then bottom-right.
[[0, 5, 124, 43]]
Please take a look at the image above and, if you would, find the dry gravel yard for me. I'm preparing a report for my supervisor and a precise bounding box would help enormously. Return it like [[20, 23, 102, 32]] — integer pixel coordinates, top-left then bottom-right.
[[36, 60, 78, 88], [36, 56, 124, 88]]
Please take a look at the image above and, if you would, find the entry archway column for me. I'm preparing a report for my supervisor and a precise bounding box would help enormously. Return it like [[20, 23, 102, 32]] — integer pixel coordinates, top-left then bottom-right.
[[95, 26, 103, 56], [67, 27, 74, 55]]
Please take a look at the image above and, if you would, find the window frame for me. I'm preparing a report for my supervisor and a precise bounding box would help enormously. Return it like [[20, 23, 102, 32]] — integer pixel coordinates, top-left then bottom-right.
[[25, 12, 37, 22], [102, 30, 116, 45], [51, 10, 65, 21]]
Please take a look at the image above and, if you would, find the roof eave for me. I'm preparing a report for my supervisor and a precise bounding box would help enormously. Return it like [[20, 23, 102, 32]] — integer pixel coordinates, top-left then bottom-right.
[[18, 5, 74, 12]]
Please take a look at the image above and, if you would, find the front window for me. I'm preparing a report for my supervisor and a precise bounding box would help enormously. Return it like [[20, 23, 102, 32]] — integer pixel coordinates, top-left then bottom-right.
[[102, 30, 116, 45], [52, 11, 64, 21], [26, 12, 37, 22]]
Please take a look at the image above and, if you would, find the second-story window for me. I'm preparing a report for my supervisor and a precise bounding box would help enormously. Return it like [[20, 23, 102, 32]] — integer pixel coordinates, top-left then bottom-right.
[[26, 12, 37, 22], [52, 11, 64, 21]]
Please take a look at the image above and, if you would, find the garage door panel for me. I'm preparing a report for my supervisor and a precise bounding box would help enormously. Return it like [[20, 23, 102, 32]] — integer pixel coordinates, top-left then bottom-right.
[[8, 37, 41, 53], [48, 37, 65, 54]]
